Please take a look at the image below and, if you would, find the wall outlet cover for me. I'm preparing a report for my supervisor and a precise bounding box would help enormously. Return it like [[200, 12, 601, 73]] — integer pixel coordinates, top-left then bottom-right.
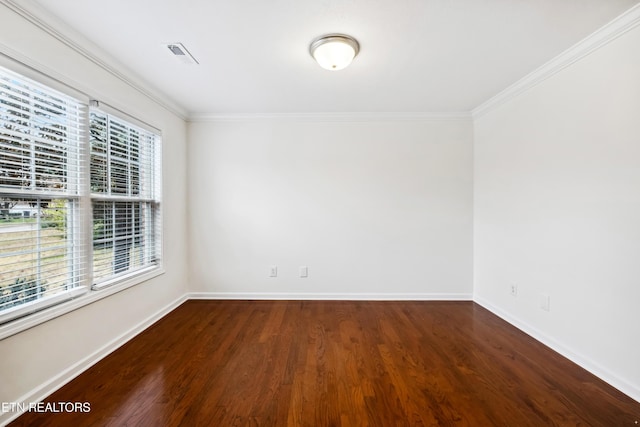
[[510, 284, 518, 297], [540, 294, 550, 311]]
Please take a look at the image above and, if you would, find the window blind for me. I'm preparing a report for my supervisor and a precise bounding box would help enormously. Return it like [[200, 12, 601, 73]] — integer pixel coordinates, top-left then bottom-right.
[[89, 110, 161, 288], [0, 65, 88, 323]]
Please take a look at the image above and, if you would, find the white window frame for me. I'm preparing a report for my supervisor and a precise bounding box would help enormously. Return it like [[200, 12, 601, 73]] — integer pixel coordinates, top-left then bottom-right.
[[88, 106, 163, 290], [0, 57, 164, 341], [0, 63, 89, 324]]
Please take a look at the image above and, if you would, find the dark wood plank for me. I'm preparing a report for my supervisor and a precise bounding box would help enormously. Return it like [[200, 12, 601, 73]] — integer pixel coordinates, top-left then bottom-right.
[[8, 300, 640, 426]]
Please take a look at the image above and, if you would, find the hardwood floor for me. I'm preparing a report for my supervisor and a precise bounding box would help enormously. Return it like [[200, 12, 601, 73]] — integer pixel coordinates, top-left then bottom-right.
[[9, 300, 640, 426]]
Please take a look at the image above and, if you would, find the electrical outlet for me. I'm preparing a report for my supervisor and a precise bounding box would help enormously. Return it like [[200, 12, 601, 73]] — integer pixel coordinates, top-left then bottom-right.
[[510, 283, 518, 297], [540, 294, 550, 311], [299, 266, 308, 278], [269, 265, 277, 278]]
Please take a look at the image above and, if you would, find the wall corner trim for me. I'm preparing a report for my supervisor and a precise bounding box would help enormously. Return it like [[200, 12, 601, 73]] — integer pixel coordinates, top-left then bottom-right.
[[472, 3, 640, 119]]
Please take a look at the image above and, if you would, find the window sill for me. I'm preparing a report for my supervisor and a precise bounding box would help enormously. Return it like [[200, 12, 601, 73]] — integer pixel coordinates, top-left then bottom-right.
[[0, 267, 165, 341]]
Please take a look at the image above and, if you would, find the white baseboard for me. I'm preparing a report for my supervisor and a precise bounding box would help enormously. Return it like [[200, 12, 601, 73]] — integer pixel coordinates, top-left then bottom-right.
[[1, 291, 469, 425], [4, 291, 636, 427], [473, 295, 640, 404], [186, 291, 473, 301], [1, 294, 188, 427]]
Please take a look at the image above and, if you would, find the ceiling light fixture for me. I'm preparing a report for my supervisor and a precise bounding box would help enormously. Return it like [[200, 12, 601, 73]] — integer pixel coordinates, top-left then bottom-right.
[[309, 34, 359, 71]]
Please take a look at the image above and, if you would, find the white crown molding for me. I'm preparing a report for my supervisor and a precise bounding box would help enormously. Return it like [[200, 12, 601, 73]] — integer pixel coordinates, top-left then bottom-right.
[[188, 112, 472, 123], [472, 3, 640, 119], [4, 0, 640, 123], [1, 0, 189, 120]]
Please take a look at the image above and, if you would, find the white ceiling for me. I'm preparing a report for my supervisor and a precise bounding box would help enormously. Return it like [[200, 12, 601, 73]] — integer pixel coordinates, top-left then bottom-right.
[[25, 0, 640, 115]]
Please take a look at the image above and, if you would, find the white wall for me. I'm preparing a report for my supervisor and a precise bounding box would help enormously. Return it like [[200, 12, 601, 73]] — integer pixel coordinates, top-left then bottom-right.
[[188, 118, 473, 298], [473, 24, 640, 400], [3, 0, 637, 419], [0, 4, 189, 422]]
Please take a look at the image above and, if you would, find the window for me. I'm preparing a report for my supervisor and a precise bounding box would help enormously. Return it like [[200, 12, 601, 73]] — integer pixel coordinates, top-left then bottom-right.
[[0, 65, 87, 323], [0, 64, 162, 327], [89, 110, 161, 288]]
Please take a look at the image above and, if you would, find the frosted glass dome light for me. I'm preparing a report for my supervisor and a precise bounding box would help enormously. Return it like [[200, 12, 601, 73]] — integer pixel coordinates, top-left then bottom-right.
[[309, 34, 360, 71]]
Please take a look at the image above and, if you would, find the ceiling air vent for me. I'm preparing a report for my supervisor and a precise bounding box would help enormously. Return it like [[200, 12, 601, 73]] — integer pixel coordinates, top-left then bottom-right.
[[164, 42, 199, 65]]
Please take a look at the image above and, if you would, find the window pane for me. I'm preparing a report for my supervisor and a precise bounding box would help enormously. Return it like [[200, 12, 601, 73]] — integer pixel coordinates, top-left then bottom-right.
[[1, 72, 83, 195], [90, 112, 159, 199], [0, 197, 78, 312], [89, 113, 108, 193], [0, 65, 86, 321], [92, 201, 159, 284]]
